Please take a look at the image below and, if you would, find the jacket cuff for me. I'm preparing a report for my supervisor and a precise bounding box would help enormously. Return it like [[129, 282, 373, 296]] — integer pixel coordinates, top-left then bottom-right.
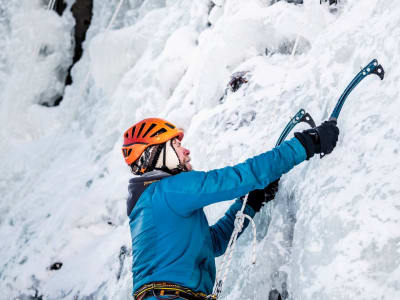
[[294, 132, 314, 160]]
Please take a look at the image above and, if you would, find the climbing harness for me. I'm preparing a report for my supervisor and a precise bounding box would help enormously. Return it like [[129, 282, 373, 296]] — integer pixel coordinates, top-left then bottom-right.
[[134, 282, 215, 300]]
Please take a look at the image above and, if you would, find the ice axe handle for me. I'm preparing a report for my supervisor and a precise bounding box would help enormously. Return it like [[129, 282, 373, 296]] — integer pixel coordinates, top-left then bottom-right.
[[328, 117, 337, 124], [329, 59, 384, 120]]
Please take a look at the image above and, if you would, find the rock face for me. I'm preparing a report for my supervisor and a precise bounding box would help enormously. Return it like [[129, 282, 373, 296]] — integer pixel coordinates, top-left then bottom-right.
[[54, 0, 67, 16], [70, 0, 93, 66], [54, 0, 93, 105]]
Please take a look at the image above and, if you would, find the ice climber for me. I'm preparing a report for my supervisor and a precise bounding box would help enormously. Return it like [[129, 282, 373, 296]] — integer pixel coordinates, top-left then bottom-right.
[[122, 117, 339, 299]]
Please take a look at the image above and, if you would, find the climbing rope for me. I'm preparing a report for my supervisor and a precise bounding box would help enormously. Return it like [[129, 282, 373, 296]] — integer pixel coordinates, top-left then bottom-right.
[[210, 194, 257, 299], [79, 0, 125, 96], [47, 0, 56, 11], [16, 0, 125, 216], [31, 0, 57, 58], [210, 5, 336, 298], [210, 21, 303, 300], [106, 0, 125, 30], [277, 33, 301, 99]]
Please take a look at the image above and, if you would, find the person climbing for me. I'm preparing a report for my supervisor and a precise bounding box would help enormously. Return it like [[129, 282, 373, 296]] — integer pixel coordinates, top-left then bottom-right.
[[122, 117, 339, 299]]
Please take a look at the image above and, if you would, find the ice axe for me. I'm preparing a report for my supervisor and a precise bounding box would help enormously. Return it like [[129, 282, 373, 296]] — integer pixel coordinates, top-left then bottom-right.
[[276, 59, 384, 157], [320, 59, 385, 157], [329, 58, 385, 123]]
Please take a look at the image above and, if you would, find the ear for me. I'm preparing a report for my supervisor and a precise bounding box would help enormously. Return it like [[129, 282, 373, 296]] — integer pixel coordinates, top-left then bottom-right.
[[171, 137, 178, 145]]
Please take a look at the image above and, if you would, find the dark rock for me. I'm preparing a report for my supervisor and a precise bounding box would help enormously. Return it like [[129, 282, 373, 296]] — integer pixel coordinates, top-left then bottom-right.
[[44, 0, 93, 107], [86, 179, 93, 188], [268, 289, 282, 300], [116, 246, 129, 280], [228, 71, 249, 93], [19, 256, 28, 265], [49, 262, 63, 270], [270, 0, 303, 5], [320, 0, 338, 4], [65, 0, 93, 86], [54, 0, 67, 16]]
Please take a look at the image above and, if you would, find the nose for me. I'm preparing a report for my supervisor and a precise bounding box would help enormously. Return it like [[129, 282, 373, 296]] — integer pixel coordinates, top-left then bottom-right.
[[183, 148, 190, 156]]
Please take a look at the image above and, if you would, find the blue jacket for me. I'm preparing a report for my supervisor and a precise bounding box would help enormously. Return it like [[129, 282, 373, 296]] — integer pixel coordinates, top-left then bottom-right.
[[127, 138, 306, 297]]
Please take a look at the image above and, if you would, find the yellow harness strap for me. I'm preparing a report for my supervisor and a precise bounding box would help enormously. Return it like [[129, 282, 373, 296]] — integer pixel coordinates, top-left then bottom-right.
[[134, 282, 215, 300]]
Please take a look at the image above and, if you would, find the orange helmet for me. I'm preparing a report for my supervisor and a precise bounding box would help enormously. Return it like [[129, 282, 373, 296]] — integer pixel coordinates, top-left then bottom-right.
[[122, 118, 184, 166]]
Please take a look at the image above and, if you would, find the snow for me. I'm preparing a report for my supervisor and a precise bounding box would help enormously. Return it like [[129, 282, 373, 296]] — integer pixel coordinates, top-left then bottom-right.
[[1, 0, 400, 299]]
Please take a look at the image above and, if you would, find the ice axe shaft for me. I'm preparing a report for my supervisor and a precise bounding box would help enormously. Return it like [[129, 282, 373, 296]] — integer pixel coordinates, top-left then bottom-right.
[[276, 109, 316, 147], [329, 58, 384, 121], [322, 59, 384, 157]]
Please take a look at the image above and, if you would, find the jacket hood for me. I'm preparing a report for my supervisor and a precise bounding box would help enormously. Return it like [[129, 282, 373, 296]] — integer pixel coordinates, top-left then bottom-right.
[[127, 170, 172, 216]]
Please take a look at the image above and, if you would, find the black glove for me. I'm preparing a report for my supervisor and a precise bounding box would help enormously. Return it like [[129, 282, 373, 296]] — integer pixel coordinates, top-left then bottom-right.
[[245, 179, 280, 212], [294, 120, 339, 159]]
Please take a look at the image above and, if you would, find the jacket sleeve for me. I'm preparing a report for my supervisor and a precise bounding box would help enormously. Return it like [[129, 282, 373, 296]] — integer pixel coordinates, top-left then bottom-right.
[[157, 137, 306, 217], [209, 199, 256, 257]]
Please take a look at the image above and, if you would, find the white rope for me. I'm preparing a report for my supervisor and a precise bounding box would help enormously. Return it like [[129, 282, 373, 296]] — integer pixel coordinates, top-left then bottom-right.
[[18, 0, 124, 203], [79, 0, 125, 96], [47, 0, 56, 11], [32, 1, 57, 58], [106, 0, 125, 30], [13, 0, 65, 224], [277, 33, 301, 98], [211, 195, 257, 299], [245, 214, 257, 265], [210, 23, 304, 300], [212, 5, 338, 298]]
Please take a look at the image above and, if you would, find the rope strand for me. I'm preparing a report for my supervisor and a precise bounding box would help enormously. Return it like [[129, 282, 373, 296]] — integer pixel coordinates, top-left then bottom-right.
[[79, 0, 125, 96], [47, 0, 56, 11], [211, 195, 257, 299]]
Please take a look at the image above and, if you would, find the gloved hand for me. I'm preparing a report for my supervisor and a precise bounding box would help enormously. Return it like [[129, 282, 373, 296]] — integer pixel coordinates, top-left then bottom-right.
[[245, 179, 280, 213], [294, 120, 339, 159]]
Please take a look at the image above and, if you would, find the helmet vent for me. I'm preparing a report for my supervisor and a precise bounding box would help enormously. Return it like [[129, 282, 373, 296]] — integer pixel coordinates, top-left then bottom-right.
[[165, 123, 175, 129], [122, 149, 133, 158], [137, 123, 146, 138], [122, 118, 181, 166], [142, 123, 157, 138], [131, 126, 136, 138], [150, 128, 167, 137]]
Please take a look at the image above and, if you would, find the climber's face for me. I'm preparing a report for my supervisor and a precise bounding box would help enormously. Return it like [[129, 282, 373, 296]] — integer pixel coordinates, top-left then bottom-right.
[[172, 138, 192, 171]]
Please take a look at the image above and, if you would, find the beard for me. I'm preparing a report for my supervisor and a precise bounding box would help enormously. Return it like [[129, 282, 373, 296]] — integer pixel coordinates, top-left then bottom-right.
[[179, 161, 192, 172]]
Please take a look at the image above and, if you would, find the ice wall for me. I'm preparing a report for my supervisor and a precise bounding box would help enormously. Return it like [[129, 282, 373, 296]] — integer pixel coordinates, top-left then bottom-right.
[[0, 0, 399, 299]]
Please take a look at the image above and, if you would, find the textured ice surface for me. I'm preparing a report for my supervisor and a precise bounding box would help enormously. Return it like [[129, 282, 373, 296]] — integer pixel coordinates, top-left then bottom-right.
[[0, 0, 399, 299]]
